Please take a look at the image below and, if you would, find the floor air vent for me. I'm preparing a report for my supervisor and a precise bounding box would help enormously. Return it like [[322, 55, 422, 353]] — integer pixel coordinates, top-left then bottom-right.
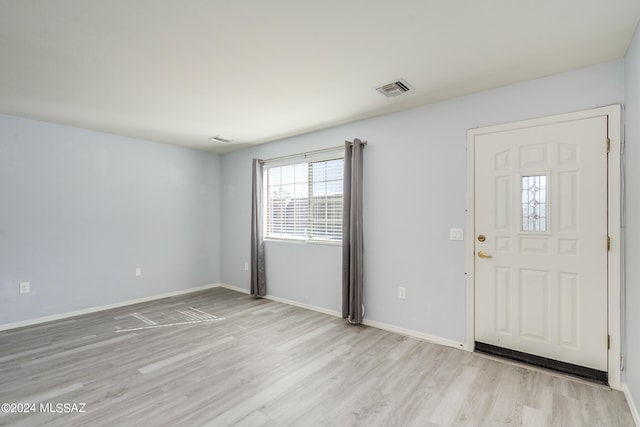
[[375, 79, 413, 97]]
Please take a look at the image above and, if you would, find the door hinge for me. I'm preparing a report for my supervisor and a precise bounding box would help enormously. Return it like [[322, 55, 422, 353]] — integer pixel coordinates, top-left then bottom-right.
[[608, 335, 611, 350], [606, 138, 611, 153], [607, 236, 611, 251]]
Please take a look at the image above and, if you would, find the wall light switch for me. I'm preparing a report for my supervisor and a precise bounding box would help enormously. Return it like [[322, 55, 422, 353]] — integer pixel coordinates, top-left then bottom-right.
[[19, 282, 30, 294], [398, 286, 406, 299], [244, 262, 249, 271], [135, 268, 142, 277], [450, 228, 464, 241]]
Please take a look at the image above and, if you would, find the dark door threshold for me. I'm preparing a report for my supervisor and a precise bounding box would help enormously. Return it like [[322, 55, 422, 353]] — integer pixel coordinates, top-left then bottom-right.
[[475, 342, 608, 385]]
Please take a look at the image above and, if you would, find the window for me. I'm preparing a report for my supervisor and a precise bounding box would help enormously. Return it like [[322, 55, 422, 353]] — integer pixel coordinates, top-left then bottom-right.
[[521, 174, 547, 232], [265, 154, 344, 242]]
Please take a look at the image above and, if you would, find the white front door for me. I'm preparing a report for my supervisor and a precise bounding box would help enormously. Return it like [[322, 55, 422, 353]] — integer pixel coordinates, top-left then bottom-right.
[[474, 116, 608, 371]]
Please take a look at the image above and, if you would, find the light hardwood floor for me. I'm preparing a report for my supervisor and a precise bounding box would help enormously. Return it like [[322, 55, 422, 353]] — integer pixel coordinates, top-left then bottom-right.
[[0, 287, 634, 426]]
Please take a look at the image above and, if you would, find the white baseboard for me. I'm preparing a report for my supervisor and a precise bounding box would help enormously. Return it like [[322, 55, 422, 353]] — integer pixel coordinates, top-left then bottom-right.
[[216, 282, 342, 316], [362, 318, 464, 350], [264, 294, 342, 318], [216, 283, 464, 351], [624, 383, 640, 426], [216, 283, 251, 295], [3, 281, 464, 353], [0, 283, 223, 332]]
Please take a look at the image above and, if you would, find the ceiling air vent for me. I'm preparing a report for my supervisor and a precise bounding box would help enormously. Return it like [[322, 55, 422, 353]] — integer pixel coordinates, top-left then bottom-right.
[[209, 135, 233, 144], [375, 79, 413, 97]]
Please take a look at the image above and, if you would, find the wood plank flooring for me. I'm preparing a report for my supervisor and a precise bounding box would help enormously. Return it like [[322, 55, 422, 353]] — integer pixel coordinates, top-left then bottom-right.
[[0, 288, 634, 426]]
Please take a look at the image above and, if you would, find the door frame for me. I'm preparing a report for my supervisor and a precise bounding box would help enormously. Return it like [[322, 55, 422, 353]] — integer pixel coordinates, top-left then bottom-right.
[[465, 105, 622, 389]]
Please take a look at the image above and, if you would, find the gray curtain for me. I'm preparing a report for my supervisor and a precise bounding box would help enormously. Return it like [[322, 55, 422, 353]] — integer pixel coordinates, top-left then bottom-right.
[[251, 159, 267, 296], [342, 139, 365, 324]]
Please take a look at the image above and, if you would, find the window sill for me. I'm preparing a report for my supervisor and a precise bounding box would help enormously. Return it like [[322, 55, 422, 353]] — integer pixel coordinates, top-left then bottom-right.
[[264, 237, 342, 247]]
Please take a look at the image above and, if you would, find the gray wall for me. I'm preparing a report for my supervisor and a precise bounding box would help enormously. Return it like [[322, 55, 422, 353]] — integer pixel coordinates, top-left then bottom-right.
[[0, 55, 630, 384], [221, 59, 624, 344], [624, 20, 640, 412], [0, 115, 221, 325]]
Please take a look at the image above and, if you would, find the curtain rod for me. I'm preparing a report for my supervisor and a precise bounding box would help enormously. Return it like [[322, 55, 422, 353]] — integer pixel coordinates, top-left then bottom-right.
[[260, 140, 367, 163]]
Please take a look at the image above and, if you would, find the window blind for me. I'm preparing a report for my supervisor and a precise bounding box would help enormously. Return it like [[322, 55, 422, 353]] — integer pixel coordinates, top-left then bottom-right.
[[264, 149, 344, 242]]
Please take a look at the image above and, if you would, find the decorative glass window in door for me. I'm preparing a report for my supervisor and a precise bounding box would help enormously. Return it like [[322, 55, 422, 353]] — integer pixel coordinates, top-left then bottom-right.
[[521, 175, 547, 232]]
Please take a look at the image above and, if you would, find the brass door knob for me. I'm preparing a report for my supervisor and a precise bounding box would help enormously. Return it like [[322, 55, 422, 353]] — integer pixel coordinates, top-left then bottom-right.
[[478, 250, 493, 259]]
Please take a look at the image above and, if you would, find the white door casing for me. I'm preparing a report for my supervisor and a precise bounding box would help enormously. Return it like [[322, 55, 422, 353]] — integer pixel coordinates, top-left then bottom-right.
[[466, 105, 622, 388]]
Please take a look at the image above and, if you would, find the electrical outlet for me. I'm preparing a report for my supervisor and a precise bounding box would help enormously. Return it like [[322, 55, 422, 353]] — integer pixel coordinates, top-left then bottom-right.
[[19, 282, 30, 294], [398, 286, 406, 299], [244, 262, 249, 271], [135, 268, 142, 277]]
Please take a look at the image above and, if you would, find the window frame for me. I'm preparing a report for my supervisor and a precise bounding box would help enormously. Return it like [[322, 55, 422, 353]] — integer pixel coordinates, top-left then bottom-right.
[[263, 148, 344, 245], [520, 173, 550, 234]]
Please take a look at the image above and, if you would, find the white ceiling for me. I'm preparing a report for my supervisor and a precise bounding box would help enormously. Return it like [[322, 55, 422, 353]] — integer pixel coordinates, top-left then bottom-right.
[[0, 1, 639, 153]]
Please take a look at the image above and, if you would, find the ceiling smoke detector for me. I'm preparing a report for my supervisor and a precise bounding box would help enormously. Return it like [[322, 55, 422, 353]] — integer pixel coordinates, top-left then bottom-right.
[[209, 135, 233, 144], [375, 79, 413, 97]]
